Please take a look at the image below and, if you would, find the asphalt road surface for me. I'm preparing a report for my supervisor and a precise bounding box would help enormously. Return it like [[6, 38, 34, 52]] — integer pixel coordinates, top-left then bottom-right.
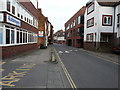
[[54, 44, 119, 88]]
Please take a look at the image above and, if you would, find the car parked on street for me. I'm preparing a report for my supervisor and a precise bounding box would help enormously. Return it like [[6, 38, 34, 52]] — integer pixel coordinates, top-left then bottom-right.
[[113, 47, 120, 54]]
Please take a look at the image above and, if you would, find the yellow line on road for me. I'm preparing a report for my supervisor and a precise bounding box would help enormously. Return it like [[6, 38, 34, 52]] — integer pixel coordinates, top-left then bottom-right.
[[16, 69, 30, 71], [56, 52, 77, 90]]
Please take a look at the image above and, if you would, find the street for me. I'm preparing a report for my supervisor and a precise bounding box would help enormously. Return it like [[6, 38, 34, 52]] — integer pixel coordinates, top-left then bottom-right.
[[54, 44, 119, 88], [1, 44, 119, 89]]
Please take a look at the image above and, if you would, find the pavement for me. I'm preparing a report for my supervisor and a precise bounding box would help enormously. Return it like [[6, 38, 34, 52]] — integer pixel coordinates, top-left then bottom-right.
[[1, 45, 70, 89], [79, 48, 119, 64]]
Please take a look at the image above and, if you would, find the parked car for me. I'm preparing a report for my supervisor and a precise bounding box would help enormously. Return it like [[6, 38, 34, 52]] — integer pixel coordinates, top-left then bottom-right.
[[113, 47, 120, 54]]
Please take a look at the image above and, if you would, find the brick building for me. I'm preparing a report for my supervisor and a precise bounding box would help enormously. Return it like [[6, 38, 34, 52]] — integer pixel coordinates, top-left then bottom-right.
[[38, 9, 54, 48], [38, 9, 45, 48], [0, 0, 38, 59], [65, 6, 86, 48]]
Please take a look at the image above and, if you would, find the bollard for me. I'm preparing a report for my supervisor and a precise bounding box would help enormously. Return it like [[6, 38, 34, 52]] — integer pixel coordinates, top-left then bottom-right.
[[50, 48, 58, 64]]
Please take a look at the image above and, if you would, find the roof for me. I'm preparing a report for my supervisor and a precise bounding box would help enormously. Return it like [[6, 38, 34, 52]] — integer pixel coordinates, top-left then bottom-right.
[[86, 0, 120, 7], [97, 0, 120, 6]]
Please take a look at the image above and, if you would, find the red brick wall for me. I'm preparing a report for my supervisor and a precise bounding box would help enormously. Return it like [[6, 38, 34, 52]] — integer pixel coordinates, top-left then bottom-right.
[[37, 9, 45, 47], [84, 42, 96, 51], [1, 43, 37, 59]]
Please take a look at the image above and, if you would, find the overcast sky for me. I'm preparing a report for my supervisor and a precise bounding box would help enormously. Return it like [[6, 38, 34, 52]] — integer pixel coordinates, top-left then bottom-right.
[[38, 0, 88, 32]]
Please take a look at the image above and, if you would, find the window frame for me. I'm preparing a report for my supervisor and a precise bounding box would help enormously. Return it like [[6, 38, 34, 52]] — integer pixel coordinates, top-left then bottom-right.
[[87, 17, 94, 28], [87, 2, 94, 15], [86, 33, 94, 42], [102, 15, 112, 26], [117, 13, 120, 28]]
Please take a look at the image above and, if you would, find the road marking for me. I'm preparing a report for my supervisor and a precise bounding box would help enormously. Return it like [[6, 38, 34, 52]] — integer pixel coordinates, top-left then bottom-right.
[[58, 51, 63, 54], [56, 50, 77, 90], [1, 63, 36, 87], [70, 50, 73, 52], [16, 69, 30, 71], [65, 51, 70, 54], [75, 50, 78, 51]]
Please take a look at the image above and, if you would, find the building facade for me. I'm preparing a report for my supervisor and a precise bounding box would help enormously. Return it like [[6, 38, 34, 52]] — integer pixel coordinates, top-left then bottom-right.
[[84, 0, 120, 52], [54, 30, 65, 44], [65, 6, 86, 48], [0, 0, 38, 59], [38, 9, 45, 48], [38, 9, 54, 48]]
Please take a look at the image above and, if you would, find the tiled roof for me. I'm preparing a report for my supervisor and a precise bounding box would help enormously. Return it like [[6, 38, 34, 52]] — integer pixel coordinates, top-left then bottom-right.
[[97, 0, 120, 6], [86, 0, 120, 7]]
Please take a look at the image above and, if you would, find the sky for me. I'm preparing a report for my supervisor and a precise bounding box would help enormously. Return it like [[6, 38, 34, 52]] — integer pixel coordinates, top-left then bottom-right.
[[38, 0, 88, 32]]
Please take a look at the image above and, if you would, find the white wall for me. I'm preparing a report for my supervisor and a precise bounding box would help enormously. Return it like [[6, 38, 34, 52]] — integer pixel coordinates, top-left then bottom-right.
[[57, 37, 65, 41], [84, 0, 115, 42], [99, 7, 114, 33], [115, 4, 120, 38], [0, 0, 6, 11], [84, 0, 100, 42]]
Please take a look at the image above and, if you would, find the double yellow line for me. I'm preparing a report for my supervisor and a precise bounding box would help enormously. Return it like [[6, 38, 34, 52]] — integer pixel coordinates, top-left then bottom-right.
[[56, 52, 77, 90]]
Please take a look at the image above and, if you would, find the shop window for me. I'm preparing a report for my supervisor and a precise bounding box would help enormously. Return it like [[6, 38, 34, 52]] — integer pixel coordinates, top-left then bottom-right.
[[11, 30, 14, 44], [25, 33, 27, 43], [27, 18, 29, 22], [23, 33, 25, 43], [0, 28, 3, 44], [87, 17, 94, 28], [7, 0, 10, 12], [17, 31, 19, 43], [20, 31, 22, 43], [117, 14, 120, 28], [12, 5, 15, 15], [102, 15, 112, 26], [6, 29, 10, 44]]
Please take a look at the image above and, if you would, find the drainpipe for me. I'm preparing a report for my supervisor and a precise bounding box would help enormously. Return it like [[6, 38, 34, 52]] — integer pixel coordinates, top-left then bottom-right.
[[113, 6, 116, 48]]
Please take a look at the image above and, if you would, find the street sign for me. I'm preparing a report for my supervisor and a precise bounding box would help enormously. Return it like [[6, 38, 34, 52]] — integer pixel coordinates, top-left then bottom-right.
[[38, 31, 43, 37]]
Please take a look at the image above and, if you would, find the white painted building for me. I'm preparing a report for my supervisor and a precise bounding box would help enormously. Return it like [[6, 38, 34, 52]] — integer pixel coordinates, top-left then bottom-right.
[[54, 30, 65, 44], [84, 0, 120, 52]]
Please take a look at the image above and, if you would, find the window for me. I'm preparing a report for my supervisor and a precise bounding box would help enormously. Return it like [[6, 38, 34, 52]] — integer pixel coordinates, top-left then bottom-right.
[[12, 6, 15, 15], [87, 17, 94, 28], [6, 29, 10, 44], [25, 33, 27, 43], [87, 3, 94, 15], [80, 15, 84, 24], [21, 15, 23, 19], [117, 14, 120, 28], [17, 31, 19, 43], [7, 0, 10, 12], [86, 33, 94, 41], [78, 16, 81, 24], [20, 31, 22, 43], [102, 15, 112, 26], [11, 30, 14, 44]]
